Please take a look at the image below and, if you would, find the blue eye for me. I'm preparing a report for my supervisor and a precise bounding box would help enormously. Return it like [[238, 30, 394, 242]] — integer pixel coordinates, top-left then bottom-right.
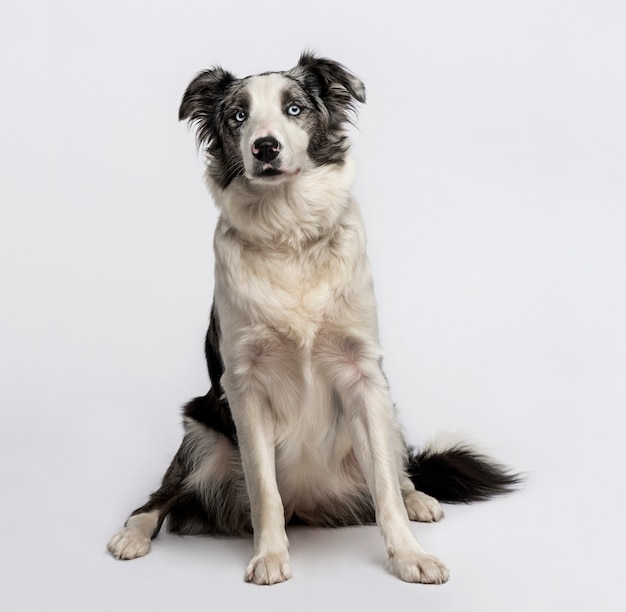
[[235, 110, 246, 122], [287, 104, 301, 116]]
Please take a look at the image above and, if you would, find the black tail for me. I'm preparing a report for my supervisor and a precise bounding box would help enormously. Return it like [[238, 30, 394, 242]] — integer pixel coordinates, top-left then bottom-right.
[[408, 444, 522, 503]]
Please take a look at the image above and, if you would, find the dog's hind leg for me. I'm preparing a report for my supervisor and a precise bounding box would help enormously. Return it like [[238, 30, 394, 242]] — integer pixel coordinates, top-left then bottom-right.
[[107, 445, 187, 560], [400, 476, 444, 523]]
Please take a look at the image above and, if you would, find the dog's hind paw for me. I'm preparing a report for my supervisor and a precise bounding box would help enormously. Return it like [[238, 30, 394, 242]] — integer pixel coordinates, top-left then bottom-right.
[[107, 528, 152, 560], [245, 552, 292, 585], [387, 550, 450, 584], [404, 491, 444, 522]]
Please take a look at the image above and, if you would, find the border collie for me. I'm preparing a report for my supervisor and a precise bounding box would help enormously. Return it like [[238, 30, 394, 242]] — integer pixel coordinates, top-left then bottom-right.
[[107, 53, 519, 585]]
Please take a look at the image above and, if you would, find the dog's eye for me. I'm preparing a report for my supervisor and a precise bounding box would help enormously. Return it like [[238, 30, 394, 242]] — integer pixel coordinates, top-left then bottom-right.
[[287, 104, 301, 116], [235, 110, 246, 122]]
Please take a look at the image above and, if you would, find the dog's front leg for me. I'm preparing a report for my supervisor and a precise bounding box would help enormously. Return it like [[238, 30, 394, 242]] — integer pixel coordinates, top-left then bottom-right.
[[318, 336, 450, 584], [350, 406, 449, 584], [222, 374, 291, 585]]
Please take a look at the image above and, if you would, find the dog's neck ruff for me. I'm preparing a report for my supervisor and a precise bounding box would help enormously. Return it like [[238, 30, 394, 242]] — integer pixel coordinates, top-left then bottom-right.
[[208, 158, 356, 249]]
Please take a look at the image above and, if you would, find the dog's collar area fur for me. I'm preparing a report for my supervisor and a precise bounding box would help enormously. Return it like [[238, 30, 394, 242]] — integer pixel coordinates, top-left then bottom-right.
[[208, 155, 357, 249]]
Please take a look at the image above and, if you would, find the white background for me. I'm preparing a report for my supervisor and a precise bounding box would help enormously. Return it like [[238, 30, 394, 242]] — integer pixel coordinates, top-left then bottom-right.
[[1, 1, 624, 610]]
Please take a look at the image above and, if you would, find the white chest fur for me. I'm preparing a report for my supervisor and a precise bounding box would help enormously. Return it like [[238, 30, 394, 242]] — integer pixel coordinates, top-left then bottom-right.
[[216, 227, 362, 345], [212, 161, 376, 348]]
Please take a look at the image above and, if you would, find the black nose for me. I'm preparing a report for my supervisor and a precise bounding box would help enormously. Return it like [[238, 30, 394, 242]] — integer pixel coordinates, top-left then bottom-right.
[[252, 137, 281, 162]]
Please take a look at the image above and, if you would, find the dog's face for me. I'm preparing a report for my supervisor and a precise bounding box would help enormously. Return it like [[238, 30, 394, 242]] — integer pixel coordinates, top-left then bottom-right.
[[179, 53, 366, 188], [219, 72, 312, 185]]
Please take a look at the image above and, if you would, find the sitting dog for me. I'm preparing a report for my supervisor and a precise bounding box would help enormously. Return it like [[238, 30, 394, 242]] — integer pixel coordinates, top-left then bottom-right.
[[107, 53, 518, 585]]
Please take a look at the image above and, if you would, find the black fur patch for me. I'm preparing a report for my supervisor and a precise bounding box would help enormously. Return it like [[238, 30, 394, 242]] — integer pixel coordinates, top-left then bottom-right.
[[285, 52, 366, 169], [407, 445, 522, 503], [179, 68, 245, 188], [128, 444, 189, 537], [168, 481, 252, 536], [183, 305, 237, 445]]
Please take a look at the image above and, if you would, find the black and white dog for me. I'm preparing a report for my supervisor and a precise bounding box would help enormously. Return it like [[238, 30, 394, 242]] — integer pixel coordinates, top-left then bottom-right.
[[107, 53, 518, 585]]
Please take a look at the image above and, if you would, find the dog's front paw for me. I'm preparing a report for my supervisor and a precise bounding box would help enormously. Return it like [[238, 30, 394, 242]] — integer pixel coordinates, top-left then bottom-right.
[[404, 491, 444, 522], [387, 550, 450, 584], [245, 552, 292, 585], [107, 528, 151, 560]]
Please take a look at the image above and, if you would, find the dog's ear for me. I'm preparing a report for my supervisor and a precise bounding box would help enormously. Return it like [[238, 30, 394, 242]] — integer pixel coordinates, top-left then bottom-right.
[[296, 52, 366, 106], [179, 67, 236, 147]]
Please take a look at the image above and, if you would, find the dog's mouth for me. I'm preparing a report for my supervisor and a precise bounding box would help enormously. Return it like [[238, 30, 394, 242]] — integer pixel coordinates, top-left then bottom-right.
[[261, 167, 283, 177], [250, 164, 302, 182]]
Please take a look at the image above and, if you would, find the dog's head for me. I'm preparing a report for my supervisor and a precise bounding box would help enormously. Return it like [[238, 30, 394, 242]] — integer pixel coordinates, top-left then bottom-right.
[[179, 53, 366, 189]]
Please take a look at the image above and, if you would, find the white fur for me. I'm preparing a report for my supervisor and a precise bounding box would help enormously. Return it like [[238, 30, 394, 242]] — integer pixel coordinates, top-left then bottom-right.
[[107, 511, 158, 560], [207, 74, 448, 584], [240, 74, 311, 182]]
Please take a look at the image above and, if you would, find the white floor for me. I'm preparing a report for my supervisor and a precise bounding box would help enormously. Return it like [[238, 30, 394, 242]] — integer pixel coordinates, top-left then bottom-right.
[[2, 426, 621, 611], [2, 2, 624, 610]]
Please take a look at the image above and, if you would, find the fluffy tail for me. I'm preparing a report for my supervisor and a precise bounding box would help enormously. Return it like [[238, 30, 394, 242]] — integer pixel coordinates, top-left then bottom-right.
[[407, 443, 522, 503]]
